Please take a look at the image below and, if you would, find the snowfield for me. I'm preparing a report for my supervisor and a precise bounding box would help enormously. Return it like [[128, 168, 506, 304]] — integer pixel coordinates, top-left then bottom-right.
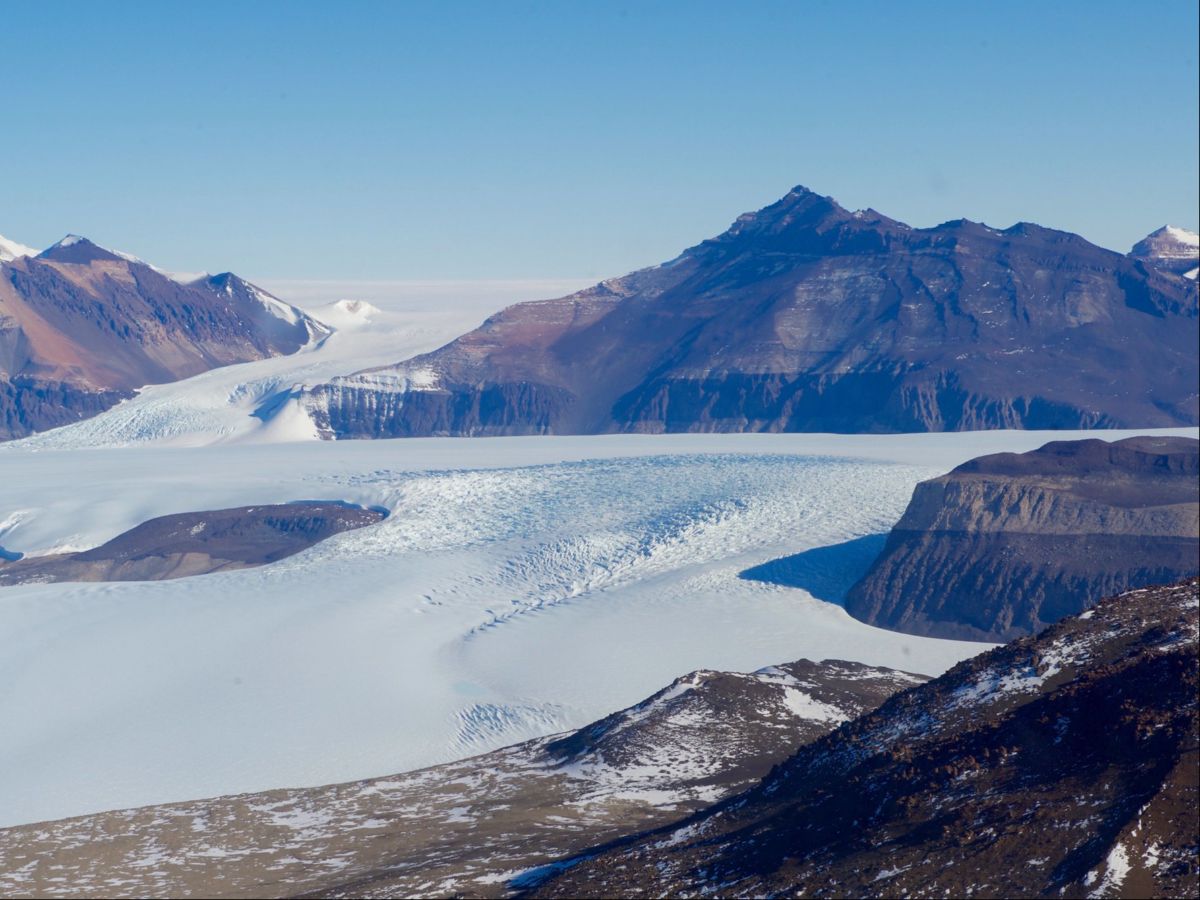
[[0, 282, 1194, 829]]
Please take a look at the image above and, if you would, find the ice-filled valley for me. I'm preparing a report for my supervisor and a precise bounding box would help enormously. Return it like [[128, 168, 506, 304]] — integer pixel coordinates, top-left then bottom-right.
[[1, 283, 1194, 829]]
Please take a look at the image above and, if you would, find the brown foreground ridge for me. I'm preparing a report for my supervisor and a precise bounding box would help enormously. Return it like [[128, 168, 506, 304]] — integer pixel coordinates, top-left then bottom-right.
[[0, 502, 385, 585], [0, 660, 924, 898], [533, 579, 1200, 899]]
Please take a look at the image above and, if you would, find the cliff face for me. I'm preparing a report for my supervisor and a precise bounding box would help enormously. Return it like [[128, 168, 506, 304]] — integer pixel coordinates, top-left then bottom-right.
[[299, 187, 1199, 438], [0, 238, 326, 440], [844, 436, 1200, 640], [533, 579, 1200, 900]]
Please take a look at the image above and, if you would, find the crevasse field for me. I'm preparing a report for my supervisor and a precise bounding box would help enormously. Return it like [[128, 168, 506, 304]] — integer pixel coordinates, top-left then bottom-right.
[[1, 282, 1193, 829]]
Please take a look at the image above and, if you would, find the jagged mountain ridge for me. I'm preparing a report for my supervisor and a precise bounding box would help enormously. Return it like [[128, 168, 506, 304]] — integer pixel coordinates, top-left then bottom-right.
[[300, 187, 1199, 439], [0, 660, 925, 898], [844, 435, 1200, 640], [0, 236, 329, 440], [533, 579, 1200, 899]]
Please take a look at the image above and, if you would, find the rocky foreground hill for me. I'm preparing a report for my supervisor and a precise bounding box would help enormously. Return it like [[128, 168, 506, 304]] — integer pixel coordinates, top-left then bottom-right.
[[534, 579, 1200, 899], [844, 435, 1200, 640], [299, 187, 1198, 438], [0, 236, 327, 440], [0, 660, 924, 898]]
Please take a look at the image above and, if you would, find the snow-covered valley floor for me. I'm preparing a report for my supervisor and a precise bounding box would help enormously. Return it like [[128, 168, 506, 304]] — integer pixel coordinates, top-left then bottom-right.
[[0, 285, 1194, 829]]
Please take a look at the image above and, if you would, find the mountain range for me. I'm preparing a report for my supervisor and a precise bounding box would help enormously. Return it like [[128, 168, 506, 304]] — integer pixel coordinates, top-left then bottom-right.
[[0, 235, 326, 440], [299, 187, 1199, 439], [4, 191, 1198, 443]]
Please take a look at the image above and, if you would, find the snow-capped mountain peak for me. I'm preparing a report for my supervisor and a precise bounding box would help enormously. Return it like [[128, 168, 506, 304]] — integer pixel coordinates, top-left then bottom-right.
[[0, 233, 37, 262], [1130, 225, 1200, 278]]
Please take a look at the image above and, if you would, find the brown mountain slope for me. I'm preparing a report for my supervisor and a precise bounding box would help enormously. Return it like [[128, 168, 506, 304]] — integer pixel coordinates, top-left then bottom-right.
[[0, 237, 327, 440], [844, 435, 1200, 640], [532, 579, 1200, 900], [0, 660, 924, 899], [300, 187, 1199, 438]]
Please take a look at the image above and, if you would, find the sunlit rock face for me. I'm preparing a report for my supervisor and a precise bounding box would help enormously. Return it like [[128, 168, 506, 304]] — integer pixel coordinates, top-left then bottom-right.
[[0, 236, 327, 440], [302, 186, 1199, 439]]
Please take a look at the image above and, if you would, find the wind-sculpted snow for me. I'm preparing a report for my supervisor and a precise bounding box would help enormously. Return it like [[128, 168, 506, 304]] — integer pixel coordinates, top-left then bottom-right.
[[0, 430, 1192, 828]]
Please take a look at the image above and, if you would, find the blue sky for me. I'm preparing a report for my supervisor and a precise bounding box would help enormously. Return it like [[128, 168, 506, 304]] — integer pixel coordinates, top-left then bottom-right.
[[2, 0, 1197, 280]]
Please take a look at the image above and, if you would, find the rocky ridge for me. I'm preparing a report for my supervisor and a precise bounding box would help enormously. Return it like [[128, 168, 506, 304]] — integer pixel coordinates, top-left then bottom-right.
[[844, 435, 1200, 640], [533, 579, 1200, 899], [0, 660, 924, 898], [0, 502, 385, 585], [0, 236, 328, 440], [300, 187, 1199, 438]]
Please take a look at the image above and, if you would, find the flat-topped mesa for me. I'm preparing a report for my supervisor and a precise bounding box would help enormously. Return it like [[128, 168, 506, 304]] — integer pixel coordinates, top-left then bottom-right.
[[1, 236, 328, 440], [844, 436, 1200, 641], [299, 184, 1199, 439], [0, 502, 385, 585]]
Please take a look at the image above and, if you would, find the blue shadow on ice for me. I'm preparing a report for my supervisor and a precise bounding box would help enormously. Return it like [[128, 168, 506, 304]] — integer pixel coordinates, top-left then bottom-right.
[[738, 533, 888, 605], [0, 545, 22, 563]]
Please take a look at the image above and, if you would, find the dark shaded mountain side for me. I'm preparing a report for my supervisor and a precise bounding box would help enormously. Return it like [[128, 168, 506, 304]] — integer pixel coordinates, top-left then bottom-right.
[[299, 187, 1199, 438], [845, 436, 1200, 640], [0, 502, 384, 585], [0, 660, 925, 899], [532, 579, 1200, 900], [0, 238, 325, 440]]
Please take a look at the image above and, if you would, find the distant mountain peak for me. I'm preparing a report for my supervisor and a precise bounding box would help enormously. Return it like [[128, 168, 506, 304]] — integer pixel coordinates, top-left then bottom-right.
[[38, 234, 128, 265], [1130, 224, 1200, 277]]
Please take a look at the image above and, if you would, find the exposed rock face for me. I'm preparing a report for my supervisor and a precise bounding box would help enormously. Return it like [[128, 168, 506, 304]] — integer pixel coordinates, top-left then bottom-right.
[[0, 237, 328, 440], [301, 187, 1199, 438], [843, 436, 1200, 641], [0, 660, 924, 898], [533, 579, 1200, 900], [0, 502, 385, 585], [1131, 225, 1199, 277]]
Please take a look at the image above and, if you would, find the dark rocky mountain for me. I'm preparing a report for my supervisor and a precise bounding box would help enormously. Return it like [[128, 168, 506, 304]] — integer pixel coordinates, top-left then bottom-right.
[[300, 187, 1199, 439], [0, 502, 384, 585], [0, 236, 328, 440], [0, 660, 924, 898], [532, 579, 1200, 900], [844, 436, 1200, 641], [1130, 225, 1199, 277]]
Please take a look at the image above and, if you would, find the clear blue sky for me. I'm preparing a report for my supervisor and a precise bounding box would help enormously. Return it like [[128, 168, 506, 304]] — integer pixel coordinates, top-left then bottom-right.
[[2, 0, 1197, 281]]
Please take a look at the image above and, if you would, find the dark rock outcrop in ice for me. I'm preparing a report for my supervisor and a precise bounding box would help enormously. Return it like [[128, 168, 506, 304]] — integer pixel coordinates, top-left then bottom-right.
[[0, 502, 385, 585]]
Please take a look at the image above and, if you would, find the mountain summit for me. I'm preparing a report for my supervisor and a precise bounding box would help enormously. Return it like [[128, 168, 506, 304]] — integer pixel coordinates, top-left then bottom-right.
[[1, 237, 328, 440], [300, 185, 1199, 439], [1131, 225, 1199, 277]]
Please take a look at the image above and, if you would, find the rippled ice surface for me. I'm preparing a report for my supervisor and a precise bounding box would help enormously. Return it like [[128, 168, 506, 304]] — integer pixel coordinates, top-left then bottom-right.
[[0, 430, 1188, 826]]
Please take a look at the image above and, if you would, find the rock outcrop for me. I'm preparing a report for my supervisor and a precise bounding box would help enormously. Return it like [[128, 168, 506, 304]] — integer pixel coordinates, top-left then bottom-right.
[[0, 660, 924, 898], [0, 237, 328, 440], [533, 579, 1200, 900], [844, 436, 1199, 641], [0, 502, 385, 585], [300, 187, 1199, 438]]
